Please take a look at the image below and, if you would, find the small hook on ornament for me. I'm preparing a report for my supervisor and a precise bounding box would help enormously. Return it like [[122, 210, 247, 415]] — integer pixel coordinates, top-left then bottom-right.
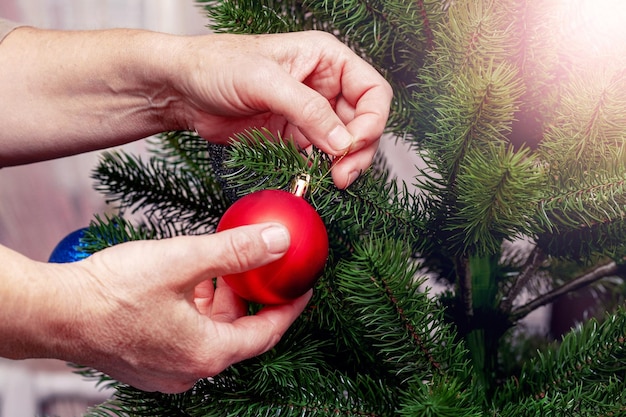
[[291, 173, 311, 197]]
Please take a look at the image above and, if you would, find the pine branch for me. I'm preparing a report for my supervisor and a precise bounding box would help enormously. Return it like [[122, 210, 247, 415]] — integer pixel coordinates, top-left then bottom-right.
[[148, 131, 213, 177], [333, 237, 470, 385], [78, 214, 156, 253], [87, 386, 194, 417], [511, 261, 620, 322], [496, 309, 626, 415], [448, 144, 544, 255], [424, 62, 525, 185], [415, 0, 527, 139], [534, 172, 626, 260], [536, 175, 626, 232], [217, 128, 315, 197], [188, 374, 398, 416], [92, 148, 225, 235], [539, 68, 626, 177], [438, 0, 524, 71], [398, 373, 483, 417], [200, 0, 310, 34], [86, 323, 399, 416], [507, 1, 566, 149], [326, 175, 425, 254], [532, 68, 626, 261]]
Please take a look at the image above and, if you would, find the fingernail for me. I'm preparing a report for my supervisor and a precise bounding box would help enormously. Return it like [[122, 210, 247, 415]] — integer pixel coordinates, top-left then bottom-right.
[[345, 170, 359, 188], [261, 224, 291, 254], [328, 125, 353, 152]]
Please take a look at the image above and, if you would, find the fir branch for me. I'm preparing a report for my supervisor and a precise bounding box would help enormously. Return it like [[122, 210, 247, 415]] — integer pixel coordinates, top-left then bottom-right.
[[88, 310, 398, 416], [322, 174, 424, 254], [497, 384, 626, 417], [398, 374, 483, 417], [191, 373, 398, 416], [496, 309, 626, 415], [80, 214, 155, 253], [224, 329, 338, 399], [92, 150, 225, 234], [448, 144, 544, 255], [539, 68, 626, 176], [433, 0, 523, 72], [89, 386, 194, 417], [215, 128, 425, 254], [335, 237, 470, 384], [534, 172, 626, 260], [70, 362, 120, 392], [218, 128, 316, 197], [426, 62, 524, 185], [200, 0, 310, 34], [416, 0, 527, 148], [510, 261, 620, 322], [321, 0, 442, 71], [306, 257, 384, 378], [415, 60, 526, 259], [536, 175, 626, 233], [174, 341, 399, 416], [148, 131, 213, 177], [537, 221, 626, 262], [507, 1, 566, 149]]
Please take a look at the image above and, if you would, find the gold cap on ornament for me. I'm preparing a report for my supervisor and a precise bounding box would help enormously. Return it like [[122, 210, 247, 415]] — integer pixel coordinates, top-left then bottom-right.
[[290, 173, 311, 198]]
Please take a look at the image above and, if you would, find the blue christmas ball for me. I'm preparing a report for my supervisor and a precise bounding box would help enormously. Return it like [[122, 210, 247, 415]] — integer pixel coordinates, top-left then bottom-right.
[[48, 227, 92, 263]]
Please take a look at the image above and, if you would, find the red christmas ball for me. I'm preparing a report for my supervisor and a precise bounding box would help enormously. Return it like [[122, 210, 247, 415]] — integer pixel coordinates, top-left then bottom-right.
[[216, 188, 328, 304]]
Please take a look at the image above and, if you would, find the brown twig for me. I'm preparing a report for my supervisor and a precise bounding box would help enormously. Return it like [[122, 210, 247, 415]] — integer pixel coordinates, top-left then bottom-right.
[[456, 257, 474, 319], [500, 246, 546, 314], [511, 261, 620, 322]]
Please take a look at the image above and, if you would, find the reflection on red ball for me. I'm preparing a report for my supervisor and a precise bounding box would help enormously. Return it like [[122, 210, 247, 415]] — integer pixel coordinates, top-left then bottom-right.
[[216, 189, 328, 304]]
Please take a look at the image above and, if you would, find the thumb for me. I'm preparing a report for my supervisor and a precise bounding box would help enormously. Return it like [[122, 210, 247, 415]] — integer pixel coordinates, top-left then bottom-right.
[[178, 222, 291, 290]]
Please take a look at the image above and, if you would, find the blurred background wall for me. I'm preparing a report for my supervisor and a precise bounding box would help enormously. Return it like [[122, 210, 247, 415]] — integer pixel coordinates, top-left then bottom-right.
[[0, 1, 208, 416]]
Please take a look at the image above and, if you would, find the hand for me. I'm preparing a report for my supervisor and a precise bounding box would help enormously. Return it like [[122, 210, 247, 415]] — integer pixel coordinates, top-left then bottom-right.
[[9, 223, 309, 393], [0, 28, 391, 187], [167, 31, 393, 189]]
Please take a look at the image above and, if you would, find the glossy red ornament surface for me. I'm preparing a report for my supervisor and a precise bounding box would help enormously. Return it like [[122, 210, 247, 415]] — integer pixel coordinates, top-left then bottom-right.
[[216, 189, 328, 304]]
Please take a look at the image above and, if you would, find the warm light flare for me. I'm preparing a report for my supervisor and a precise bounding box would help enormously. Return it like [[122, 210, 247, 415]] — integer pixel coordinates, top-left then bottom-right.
[[559, 0, 626, 59]]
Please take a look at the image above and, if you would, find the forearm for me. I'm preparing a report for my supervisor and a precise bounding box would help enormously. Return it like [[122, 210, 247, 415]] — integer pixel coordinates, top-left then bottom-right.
[[0, 26, 184, 166], [0, 244, 79, 360]]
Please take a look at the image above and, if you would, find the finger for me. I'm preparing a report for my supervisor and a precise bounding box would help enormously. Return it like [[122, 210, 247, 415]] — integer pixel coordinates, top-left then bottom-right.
[[269, 62, 390, 189], [330, 94, 386, 188], [193, 279, 215, 316], [334, 59, 392, 185], [219, 290, 312, 364], [338, 52, 393, 143], [254, 289, 312, 333], [331, 139, 379, 189], [209, 277, 248, 322], [171, 222, 290, 291], [261, 68, 355, 155]]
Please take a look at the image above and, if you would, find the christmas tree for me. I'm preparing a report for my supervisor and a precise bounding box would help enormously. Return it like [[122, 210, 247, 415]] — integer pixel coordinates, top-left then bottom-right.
[[78, 0, 626, 415]]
